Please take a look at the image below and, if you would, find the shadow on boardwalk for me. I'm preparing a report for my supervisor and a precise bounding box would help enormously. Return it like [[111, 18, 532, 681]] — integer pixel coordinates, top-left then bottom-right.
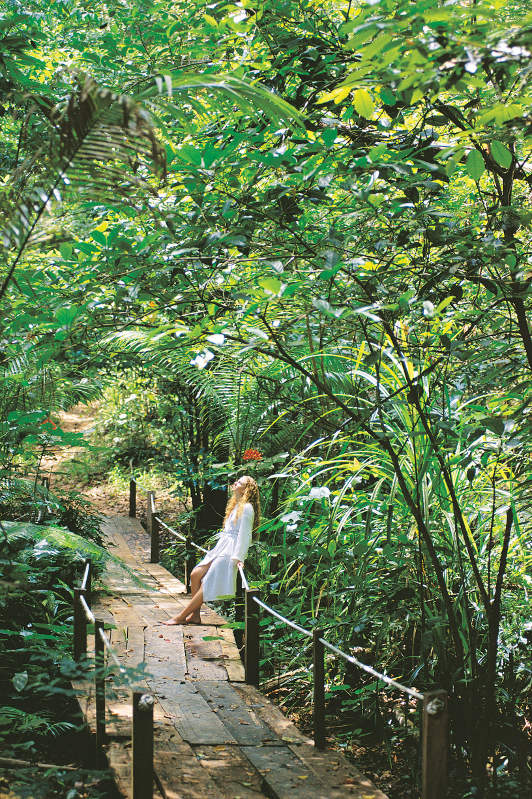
[[75, 515, 388, 799]]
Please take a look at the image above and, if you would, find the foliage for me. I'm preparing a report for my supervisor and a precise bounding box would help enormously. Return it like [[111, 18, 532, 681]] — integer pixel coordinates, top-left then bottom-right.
[[0, 0, 531, 796]]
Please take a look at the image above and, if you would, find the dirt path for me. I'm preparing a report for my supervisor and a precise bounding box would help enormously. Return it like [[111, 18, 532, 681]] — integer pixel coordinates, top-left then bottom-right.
[[40, 404, 185, 523], [39, 403, 129, 516]]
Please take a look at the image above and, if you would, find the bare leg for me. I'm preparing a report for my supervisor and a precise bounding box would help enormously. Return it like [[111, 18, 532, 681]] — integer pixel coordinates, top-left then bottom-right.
[[190, 563, 210, 598], [163, 587, 204, 625], [163, 563, 211, 625]]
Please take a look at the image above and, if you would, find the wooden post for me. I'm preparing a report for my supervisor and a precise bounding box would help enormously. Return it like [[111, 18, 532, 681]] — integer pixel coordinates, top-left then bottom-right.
[[132, 691, 154, 799], [150, 515, 160, 564], [313, 628, 326, 749], [146, 491, 155, 561], [245, 589, 260, 687], [184, 534, 194, 592], [95, 619, 106, 764], [129, 479, 136, 518], [73, 588, 86, 661], [83, 558, 92, 606], [421, 689, 448, 799], [234, 568, 244, 653], [146, 490, 153, 533]]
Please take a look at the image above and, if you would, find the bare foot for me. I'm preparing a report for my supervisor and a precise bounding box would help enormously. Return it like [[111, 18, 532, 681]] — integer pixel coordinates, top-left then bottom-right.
[[186, 613, 201, 624], [162, 616, 187, 626]]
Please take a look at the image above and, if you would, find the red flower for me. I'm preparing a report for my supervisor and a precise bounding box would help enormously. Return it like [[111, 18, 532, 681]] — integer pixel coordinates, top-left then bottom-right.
[[40, 418, 58, 430], [243, 448, 262, 461]]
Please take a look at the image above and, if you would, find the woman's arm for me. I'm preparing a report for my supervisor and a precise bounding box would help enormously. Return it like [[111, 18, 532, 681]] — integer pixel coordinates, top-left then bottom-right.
[[231, 503, 254, 563]]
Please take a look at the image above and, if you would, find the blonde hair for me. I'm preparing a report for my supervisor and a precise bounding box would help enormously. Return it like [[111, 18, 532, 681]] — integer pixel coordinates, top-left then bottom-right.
[[224, 476, 261, 540]]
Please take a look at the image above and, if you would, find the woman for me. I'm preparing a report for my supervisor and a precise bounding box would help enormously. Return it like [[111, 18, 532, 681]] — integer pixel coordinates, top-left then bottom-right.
[[163, 475, 260, 625]]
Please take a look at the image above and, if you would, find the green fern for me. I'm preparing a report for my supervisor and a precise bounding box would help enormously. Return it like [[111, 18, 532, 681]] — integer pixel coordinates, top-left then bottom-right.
[[0, 706, 76, 737]]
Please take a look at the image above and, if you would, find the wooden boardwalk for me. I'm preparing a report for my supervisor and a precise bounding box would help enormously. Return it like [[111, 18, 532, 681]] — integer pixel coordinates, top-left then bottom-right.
[[76, 515, 388, 799]]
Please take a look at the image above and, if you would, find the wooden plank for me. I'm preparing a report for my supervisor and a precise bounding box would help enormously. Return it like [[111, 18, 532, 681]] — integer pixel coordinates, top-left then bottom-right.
[[151, 596, 191, 618], [128, 599, 166, 627], [153, 746, 222, 799], [195, 745, 266, 798], [218, 627, 245, 682], [143, 562, 187, 594], [108, 624, 128, 660], [87, 515, 388, 799], [242, 745, 329, 799], [197, 605, 230, 626], [154, 683, 237, 745], [105, 533, 134, 563], [124, 624, 145, 669], [288, 744, 389, 799], [196, 682, 277, 746], [106, 687, 166, 727], [109, 602, 145, 629], [232, 684, 311, 745], [183, 625, 228, 681], [144, 625, 187, 683], [105, 740, 132, 798]]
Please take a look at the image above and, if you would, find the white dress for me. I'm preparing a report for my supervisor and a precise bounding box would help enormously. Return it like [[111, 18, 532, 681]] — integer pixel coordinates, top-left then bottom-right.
[[198, 503, 254, 601]]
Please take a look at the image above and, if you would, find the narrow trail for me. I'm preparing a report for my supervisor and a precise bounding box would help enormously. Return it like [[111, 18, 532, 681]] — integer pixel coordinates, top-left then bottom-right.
[[75, 513, 389, 799], [40, 404, 182, 520], [39, 403, 131, 516]]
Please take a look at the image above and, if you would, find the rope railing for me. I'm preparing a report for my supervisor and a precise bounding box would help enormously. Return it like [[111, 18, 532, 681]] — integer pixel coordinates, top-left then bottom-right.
[[156, 516, 209, 555], [237, 562, 249, 590], [252, 597, 313, 638], [318, 637, 424, 702], [127, 476, 448, 799], [79, 592, 95, 625], [73, 556, 154, 799], [80, 560, 91, 593], [97, 625, 128, 676]]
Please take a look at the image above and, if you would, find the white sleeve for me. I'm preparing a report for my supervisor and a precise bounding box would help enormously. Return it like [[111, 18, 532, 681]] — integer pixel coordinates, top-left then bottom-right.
[[231, 503, 254, 562]]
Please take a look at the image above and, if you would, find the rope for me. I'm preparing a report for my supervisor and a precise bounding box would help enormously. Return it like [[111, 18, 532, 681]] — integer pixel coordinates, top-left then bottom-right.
[[129, 480, 425, 703], [129, 476, 150, 494], [249, 594, 423, 699], [97, 626, 128, 676], [238, 563, 249, 590], [156, 516, 209, 554], [252, 597, 313, 638], [79, 594, 95, 625], [319, 638, 424, 701], [80, 561, 90, 591]]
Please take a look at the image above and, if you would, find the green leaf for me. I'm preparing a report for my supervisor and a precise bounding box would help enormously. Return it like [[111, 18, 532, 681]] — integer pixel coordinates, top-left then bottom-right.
[[380, 87, 396, 106], [91, 229, 107, 246], [482, 416, 505, 436], [466, 149, 485, 181], [353, 89, 374, 119], [321, 128, 337, 148], [259, 277, 282, 295], [55, 306, 79, 326], [491, 140, 512, 169], [312, 298, 346, 318], [12, 671, 28, 692]]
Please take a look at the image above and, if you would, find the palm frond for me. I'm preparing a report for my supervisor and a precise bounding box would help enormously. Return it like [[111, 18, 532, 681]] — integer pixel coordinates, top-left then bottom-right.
[[140, 71, 304, 129], [0, 77, 165, 301]]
